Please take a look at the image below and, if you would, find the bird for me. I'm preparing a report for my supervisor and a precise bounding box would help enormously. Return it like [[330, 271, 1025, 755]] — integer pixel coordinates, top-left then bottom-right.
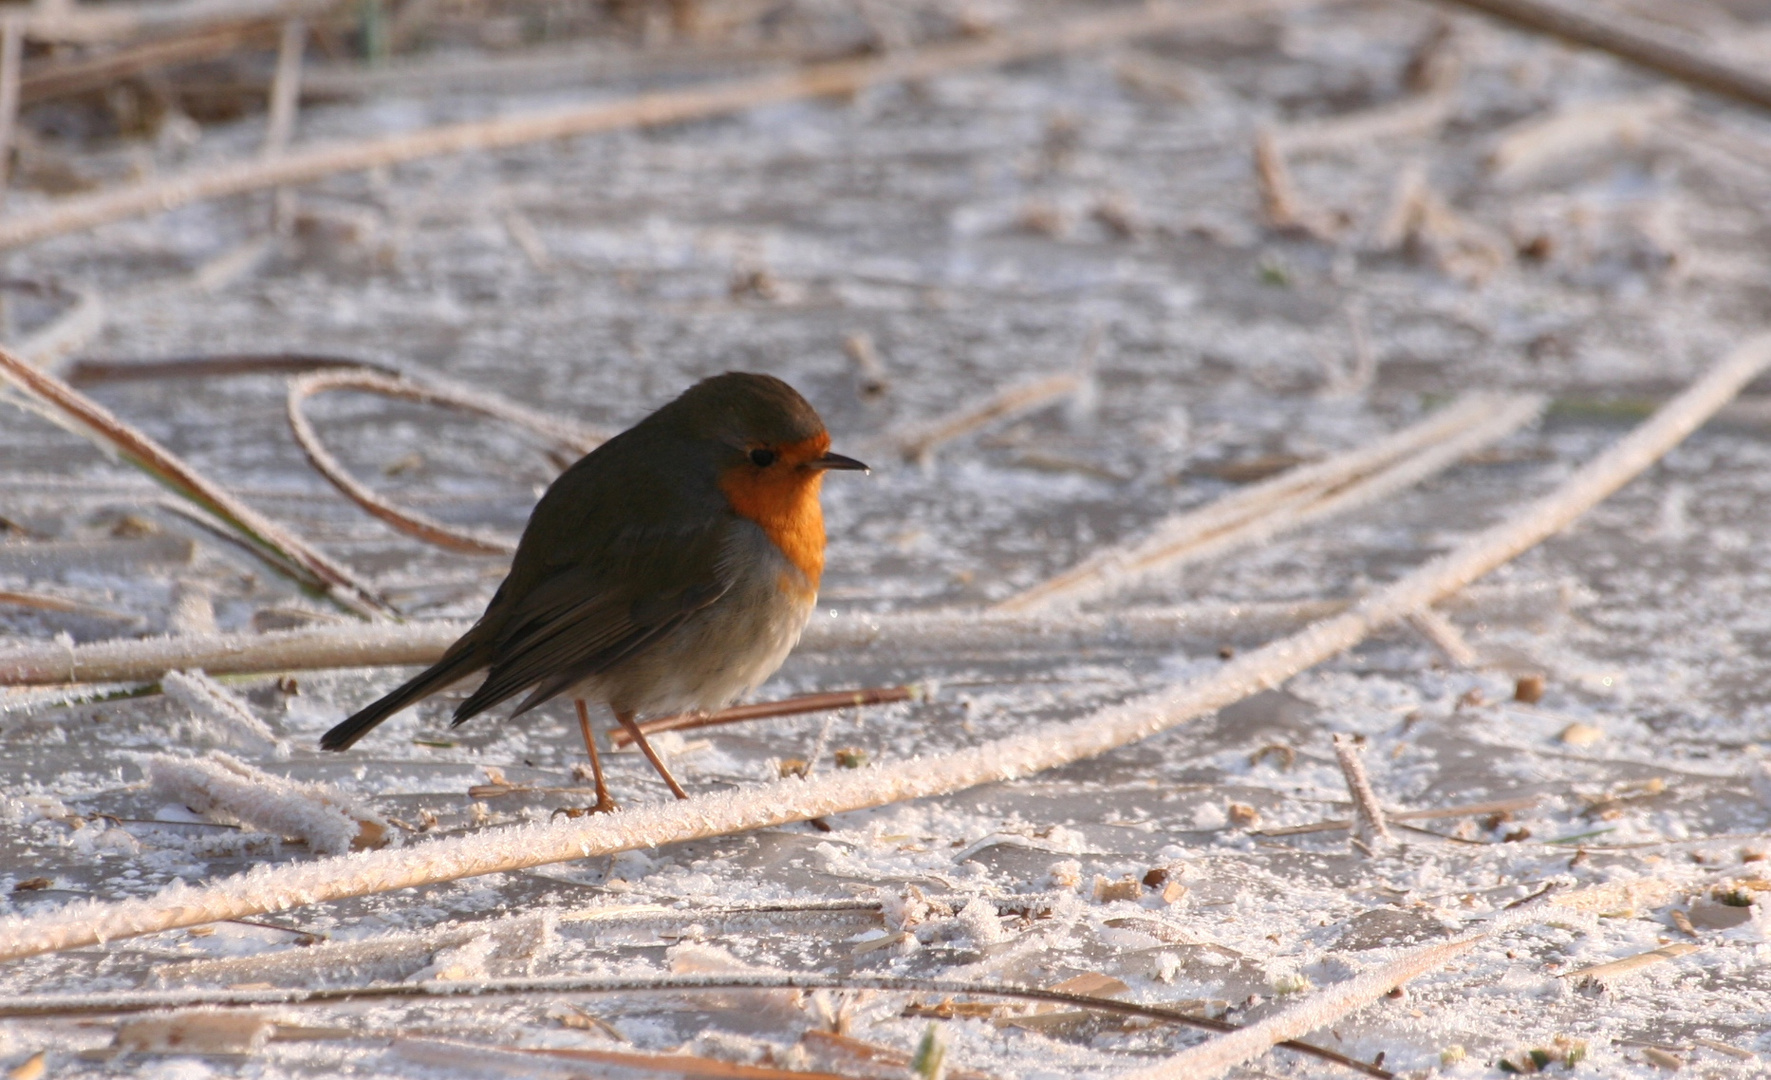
[[320, 372, 868, 812]]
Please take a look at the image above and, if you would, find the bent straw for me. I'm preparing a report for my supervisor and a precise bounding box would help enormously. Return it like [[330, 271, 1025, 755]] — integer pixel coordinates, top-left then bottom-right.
[[286, 368, 604, 556], [0, 344, 393, 618], [0, 602, 1354, 685], [996, 393, 1540, 612], [1, 334, 1761, 963], [0, 0, 1300, 252]]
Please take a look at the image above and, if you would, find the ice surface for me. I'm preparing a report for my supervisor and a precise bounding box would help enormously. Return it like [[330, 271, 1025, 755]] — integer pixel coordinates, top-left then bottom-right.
[[5, 1, 1771, 1077]]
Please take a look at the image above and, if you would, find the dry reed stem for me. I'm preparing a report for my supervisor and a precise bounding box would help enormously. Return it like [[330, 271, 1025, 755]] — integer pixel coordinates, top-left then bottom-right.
[[0, 344, 392, 617], [1436, 0, 1771, 112], [18, 0, 341, 45], [14, 286, 104, 372], [0, 18, 21, 200], [295, 38, 810, 98], [1256, 795, 1538, 836], [1331, 734, 1393, 849], [1253, 126, 1338, 238], [19, 19, 280, 102], [1273, 90, 1456, 156], [1122, 878, 1687, 1080], [0, 601, 1372, 686], [1406, 607, 1478, 667], [1117, 932, 1483, 1080], [285, 368, 605, 554], [0, 974, 1385, 1076], [1559, 943, 1698, 985], [610, 685, 916, 746], [1, 334, 1761, 962], [261, 17, 305, 158], [0, 578, 1571, 687], [398, 1038, 856, 1080], [891, 372, 1082, 464], [0, 589, 138, 622], [844, 331, 890, 398], [996, 393, 1540, 612], [0, 0, 1301, 252], [1487, 90, 1682, 184], [499, 205, 550, 271]]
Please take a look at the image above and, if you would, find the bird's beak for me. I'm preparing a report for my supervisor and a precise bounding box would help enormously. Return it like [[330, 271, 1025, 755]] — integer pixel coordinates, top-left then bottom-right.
[[813, 451, 869, 473]]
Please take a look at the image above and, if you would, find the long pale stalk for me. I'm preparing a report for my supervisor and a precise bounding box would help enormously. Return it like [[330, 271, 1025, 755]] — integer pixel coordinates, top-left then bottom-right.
[[995, 393, 1538, 612], [0, 344, 392, 617], [0, 602, 1358, 686], [0, 0, 1299, 252], [1, 335, 1760, 963]]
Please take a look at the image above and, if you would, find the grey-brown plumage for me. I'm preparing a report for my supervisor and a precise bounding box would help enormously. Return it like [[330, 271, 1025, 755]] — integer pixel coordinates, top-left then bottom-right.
[[320, 372, 866, 802]]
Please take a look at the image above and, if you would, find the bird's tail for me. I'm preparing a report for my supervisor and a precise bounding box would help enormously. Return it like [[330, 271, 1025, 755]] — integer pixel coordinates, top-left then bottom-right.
[[319, 644, 488, 751]]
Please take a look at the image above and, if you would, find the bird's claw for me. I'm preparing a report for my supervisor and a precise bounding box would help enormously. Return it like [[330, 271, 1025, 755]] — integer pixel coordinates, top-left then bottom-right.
[[552, 796, 620, 818]]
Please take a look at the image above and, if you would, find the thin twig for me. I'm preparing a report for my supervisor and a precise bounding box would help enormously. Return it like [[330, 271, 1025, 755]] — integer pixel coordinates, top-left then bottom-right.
[[0, 16, 21, 204], [1117, 933, 1483, 1080], [0, 344, 394, 617], [398, 1038, 859, 1080], [0, 974, 1389, 1078], [609, 686, 918, 747], [890, 372, 1082, 465], [995, 394, 1542, 612], [0, 585, 1589, 687], [1559, 943, 1698, 985], [13, 285, 104, 372], [1272, 90, 1456, 156], [2, 334, 1761, 963], [1254, 126, 1338, 238], [0, 601, 1356, 686], [18, 0, 341, 45], [1431, 0, 1771, 112], [1487, 90, 1682, 185], [285, 367, 605, 554], [19, 20, 282, 102], [66, 352, 397, 384], [1331, 734, 1393, 850], [1256, 795, 1538, 836], [0, 0, 1304, 252], [1406, 606, 1478, 667], [260, 18, 305, 158], [0, 589, 140, 623]]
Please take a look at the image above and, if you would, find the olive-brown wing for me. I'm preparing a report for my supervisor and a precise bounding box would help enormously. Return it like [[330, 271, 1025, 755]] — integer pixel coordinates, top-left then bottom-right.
[[450, 519, 733, 724]]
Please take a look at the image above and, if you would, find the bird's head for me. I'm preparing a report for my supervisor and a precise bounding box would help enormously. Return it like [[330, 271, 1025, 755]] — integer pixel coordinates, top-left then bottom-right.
[[663, 372, 866, 586], [671, 371, 868, 482]]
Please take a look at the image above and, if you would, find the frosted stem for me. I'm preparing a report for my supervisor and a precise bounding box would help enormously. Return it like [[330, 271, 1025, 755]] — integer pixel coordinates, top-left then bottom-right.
[[0, 335, 1763, 964]]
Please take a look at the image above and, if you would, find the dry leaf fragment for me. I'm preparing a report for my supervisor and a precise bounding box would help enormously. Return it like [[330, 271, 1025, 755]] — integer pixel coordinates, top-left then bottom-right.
[[1559, 722, 1603, 747], [7, 1051, 46, 1080], [1093, 875, 1142, 903], [1642, 1046, 1685, 1070], [1249, 743, 1294, 770]]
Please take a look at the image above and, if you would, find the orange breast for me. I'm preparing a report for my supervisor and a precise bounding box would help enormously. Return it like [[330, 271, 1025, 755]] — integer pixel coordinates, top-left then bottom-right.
[[717, 434, 829, 593]]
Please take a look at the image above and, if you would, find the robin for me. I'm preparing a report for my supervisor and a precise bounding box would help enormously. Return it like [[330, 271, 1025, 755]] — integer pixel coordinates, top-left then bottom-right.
[[319, 372, 868, 811]]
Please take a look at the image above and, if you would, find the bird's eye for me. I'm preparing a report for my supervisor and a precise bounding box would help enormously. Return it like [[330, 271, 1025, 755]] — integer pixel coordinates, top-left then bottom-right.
[[749, 448, 777, 468]]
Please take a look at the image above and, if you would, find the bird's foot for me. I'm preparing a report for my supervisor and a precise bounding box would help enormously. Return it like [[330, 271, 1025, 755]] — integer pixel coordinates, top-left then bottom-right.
[[552, 795, 619, 818]]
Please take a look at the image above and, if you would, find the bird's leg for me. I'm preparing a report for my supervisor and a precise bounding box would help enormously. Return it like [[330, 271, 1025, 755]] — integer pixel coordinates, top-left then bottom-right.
[[614, 708, 690, 800], [570, 699, 618, 815]]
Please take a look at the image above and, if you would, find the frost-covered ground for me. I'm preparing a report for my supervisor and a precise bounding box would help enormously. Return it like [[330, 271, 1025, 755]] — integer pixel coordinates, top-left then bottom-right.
[[4, 0, 1771, 1076]]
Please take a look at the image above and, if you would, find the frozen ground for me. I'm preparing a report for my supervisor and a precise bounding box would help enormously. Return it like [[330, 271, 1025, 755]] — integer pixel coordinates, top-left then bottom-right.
[[4, 0, 1771, 1075]]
